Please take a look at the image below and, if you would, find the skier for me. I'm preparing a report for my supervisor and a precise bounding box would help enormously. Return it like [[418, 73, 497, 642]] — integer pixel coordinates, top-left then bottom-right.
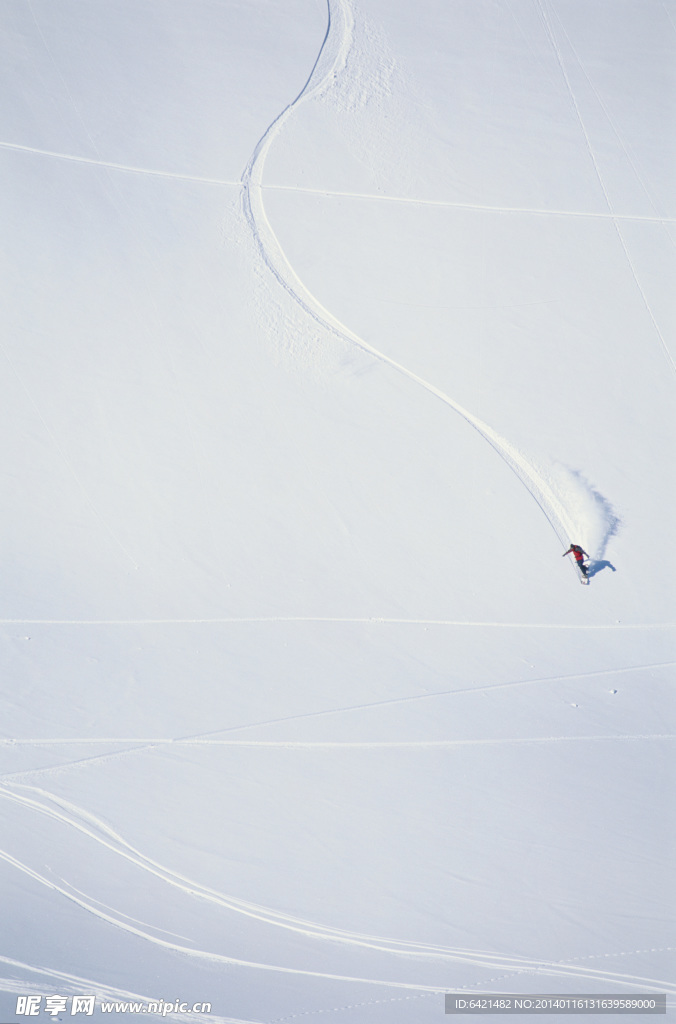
[[563, 543, 590, 577]]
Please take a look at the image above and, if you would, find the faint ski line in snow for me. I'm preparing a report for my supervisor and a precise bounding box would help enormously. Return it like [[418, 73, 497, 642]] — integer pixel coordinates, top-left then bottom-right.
[[536, 0, 676, 376], [1, 617, 673, 628], [149, 659, 676, 740], [549, 7, 671, 229], [567, 946, 676, 964], [4, 656, 672, 778], [0, 742, 168, 782], [270, 991, 437, 1023], [271, 992, 447, 1023], [55, 876, 195, 942], [177, 734, 675, 747], [0, 737, 664, 779], [25, 0, 101, 160], [375, 297, 560, 311], [0, 140, 241, 186], [3, 658, 671, 753], [3, 732, 673, 782], [0, 743, 161, 783], [2, 734, 673, 749], [458, 961, 676, 1002], [0, 739, 174, 745], [262, 183, 676, 223], [663, 0, 676, 37], [2, 784, 673, 993], [4, 136, 672, 222]]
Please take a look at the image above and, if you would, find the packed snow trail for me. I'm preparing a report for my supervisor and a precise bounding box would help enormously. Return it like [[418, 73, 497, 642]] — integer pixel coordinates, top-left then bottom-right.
[[241, 0, 614, 562]]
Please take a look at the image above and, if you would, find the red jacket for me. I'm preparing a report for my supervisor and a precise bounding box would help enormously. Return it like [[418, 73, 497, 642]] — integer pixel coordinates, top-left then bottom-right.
[[564, 545, 589, 563]]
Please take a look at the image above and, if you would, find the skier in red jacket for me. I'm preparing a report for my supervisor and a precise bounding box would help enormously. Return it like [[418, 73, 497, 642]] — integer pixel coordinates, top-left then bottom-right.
[[563, 543, 590, 577]]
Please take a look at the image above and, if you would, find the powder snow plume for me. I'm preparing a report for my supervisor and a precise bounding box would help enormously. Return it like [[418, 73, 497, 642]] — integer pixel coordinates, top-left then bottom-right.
[[545, 463, 621, 558]]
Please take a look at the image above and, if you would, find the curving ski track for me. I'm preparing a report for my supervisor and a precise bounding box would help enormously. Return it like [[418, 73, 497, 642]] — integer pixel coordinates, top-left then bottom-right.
[[242, 0, 586, 558], [4, 2, 668, 1011], [1, 784, 673, 995]]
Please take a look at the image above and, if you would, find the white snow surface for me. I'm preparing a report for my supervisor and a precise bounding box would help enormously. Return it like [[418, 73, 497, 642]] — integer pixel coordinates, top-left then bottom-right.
[[1, 0, 675, 1021]]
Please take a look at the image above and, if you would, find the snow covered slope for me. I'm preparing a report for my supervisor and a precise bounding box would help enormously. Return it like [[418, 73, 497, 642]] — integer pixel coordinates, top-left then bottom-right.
[[1, 1, 674, 1021]]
